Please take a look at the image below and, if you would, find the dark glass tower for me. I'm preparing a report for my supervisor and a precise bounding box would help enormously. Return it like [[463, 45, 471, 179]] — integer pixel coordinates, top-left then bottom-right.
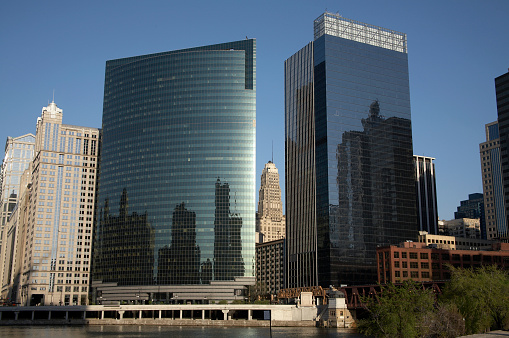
[[496, 70, 509, 240], [285, 12, 417, 288], [93, 40, 256, 301], [414, 155, 439, 234]]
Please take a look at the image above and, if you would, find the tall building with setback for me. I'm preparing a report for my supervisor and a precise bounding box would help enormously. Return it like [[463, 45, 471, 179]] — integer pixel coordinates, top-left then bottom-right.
[[414, 155, 438, 234], [2, 101, 100, 306], [0, 134, 35, 285], [480, 121, 506, 239], [496, 70, 509, 240], [256, 161, 285, 242], [93, 40, 256, 303], [285, 12, 417, 288]]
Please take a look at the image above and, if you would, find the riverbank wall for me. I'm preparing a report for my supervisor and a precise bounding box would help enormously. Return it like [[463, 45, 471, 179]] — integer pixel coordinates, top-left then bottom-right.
[[0, 304, 333, 328]]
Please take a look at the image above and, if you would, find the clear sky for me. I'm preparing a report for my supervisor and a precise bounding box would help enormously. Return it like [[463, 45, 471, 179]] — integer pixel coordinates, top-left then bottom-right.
[[1, 0, 508, 220]]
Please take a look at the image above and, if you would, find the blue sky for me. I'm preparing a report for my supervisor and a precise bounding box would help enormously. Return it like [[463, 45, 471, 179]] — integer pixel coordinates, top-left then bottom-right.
[[1, 0, 508, 220]]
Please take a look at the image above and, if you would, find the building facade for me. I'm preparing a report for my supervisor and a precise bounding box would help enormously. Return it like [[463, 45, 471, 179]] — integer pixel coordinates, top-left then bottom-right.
[[414, 155, 438, 234], [255, 239, 284, 298], [2, 101, 100, 306], [0, 134, 35, 286], [495, 70, 509, 240], [285, 12, 417, 288], [0, 167, 31, 303], [417, 231, 493, 251], [377, 241, 509, 284], [480, 121, 506, 239], [93, 40, 256, 302], [439, 218, 481, 239], [454, 193, 485, 238], [256, 161, 285, 242]]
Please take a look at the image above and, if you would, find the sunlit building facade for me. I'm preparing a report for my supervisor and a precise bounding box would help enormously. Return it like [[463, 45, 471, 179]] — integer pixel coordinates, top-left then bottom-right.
[[6, 101, 100, 306], [93, 40, 256, 302], [285, 12, 417, 288], [480, 121, 506, 240], [256, 161, 285, 242]]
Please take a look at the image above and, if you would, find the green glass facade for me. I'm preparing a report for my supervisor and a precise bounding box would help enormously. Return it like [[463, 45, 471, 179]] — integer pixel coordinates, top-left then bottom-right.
[[94, 40, 256, 289]]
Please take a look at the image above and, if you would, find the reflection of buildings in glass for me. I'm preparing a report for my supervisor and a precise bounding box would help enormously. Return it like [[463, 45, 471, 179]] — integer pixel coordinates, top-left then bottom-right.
[[200, 258, 213, 284], [157, 202, 200, 285], [214, 178, 244, 281], [335, 100, 414, 265], [94, 188, 154, 285], [286, 13, 417, 288]]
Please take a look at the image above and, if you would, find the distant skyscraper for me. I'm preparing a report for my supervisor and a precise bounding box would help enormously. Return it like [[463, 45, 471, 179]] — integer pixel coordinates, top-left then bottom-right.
[[256, 161, 285, 242], [495, 70, 509, 240], [1, 101, 100, 306], [285, 12, 417, 288], [0, 134, 35, 241], [93, 40, 256, 303], [454, 193, 485, 240], [414, 155, 438, 234], [0, 133, 35, 288], [480, 121, 506, 239]]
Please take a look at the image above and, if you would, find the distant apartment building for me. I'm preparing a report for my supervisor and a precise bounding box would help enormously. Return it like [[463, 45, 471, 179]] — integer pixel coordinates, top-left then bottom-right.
[[414, 155, 438, 234], [1, 101, 100, 306], [480, 121, 506, 240], [0, 134, 35, 286], [439, 218, 481, 239], [255, 238, 284, 297], [256, 161, 285, 242], [377, 241, 509, 284]]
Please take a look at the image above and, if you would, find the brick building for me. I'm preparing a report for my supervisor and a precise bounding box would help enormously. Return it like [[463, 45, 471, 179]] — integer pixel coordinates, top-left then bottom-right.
[[377, 241, 509, 283]]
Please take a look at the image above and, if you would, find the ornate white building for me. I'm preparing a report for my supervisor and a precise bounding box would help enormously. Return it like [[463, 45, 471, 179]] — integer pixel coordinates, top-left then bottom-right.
[[256, 161, 285, 242]]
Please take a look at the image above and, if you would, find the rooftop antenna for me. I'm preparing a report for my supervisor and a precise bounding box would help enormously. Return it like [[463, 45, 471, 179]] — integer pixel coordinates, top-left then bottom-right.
[[272, 140, 273, 163], [52, 89, 55, 103]]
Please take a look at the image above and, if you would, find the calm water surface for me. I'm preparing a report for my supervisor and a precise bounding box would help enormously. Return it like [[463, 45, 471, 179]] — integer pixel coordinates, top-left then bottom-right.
[[2, 325, 365, 337]]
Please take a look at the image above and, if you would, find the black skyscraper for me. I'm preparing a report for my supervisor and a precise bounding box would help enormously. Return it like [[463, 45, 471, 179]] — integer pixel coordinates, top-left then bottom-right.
[[285, 12, 417, 287], [496, 71, 509, 239]]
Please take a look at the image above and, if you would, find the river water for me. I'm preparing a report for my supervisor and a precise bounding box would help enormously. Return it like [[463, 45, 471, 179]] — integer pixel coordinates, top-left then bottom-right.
[[2, 325, 365, 337]]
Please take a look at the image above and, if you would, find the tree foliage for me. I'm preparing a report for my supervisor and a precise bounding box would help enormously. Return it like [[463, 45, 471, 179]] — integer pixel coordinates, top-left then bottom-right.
[[357, 281, 435, 338], [442, 265, 509, 334]]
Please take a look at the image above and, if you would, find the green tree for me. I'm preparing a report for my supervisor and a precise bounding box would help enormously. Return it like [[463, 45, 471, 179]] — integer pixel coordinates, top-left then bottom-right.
[[357, 281, 435, 338], [442, 265, 509, 334]]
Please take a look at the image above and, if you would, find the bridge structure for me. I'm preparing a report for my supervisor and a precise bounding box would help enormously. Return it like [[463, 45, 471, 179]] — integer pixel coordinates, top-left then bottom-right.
[[339, 281, 446, 310], [277, 281, 446, 309]]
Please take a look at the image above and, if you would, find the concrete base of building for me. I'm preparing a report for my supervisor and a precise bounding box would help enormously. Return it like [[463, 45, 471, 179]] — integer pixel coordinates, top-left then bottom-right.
[[0, 318, 317, 327]]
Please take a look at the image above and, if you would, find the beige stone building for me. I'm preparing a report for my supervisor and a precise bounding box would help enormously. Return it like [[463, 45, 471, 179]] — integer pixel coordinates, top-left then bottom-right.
[[438, 218, 481, 239], [1, 101, 99, 306], [256, 161, 285, 242], [417, 231, 493, 250]]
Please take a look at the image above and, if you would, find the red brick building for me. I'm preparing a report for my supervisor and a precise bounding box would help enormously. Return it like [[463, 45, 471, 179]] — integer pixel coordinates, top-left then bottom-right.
[[377, 241, 509, 283]]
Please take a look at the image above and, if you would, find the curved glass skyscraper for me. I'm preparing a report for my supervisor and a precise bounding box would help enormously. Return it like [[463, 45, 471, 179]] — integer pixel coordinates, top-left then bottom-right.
[[93, 40, 256, 302]]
